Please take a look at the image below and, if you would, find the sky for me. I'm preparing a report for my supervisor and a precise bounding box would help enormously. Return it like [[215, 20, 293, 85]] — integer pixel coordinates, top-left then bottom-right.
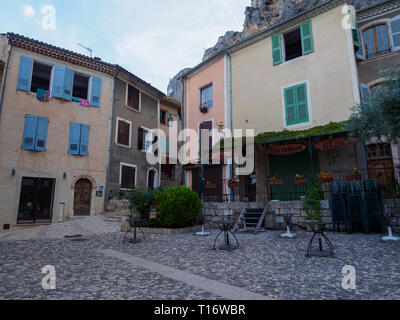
[[0, 0, 249, 93]]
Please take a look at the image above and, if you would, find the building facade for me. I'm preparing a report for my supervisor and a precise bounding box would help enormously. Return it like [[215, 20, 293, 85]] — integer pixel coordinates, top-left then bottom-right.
[[0, 33, 114, 230]]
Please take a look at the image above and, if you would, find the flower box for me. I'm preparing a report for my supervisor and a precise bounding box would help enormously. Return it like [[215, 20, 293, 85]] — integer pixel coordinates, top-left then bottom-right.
[[228, 183, 240, 188], [199, 106, 208, 113], [319, 178, 334, 183], [269, 180, 284, 185], [294, 178, 309, 185], [205, 184, 217, 189], [346, 174, 362, 181]]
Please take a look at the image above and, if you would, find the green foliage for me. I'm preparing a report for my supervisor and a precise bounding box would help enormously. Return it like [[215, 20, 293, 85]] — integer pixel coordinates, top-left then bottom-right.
[[304, 184, 324, 221], [347, 69, 400, 143], [128, 189, 155, 220], [155, 186, 202, 228]]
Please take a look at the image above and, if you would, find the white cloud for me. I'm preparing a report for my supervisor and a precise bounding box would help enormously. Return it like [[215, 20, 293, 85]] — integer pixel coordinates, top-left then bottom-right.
[[22, 5, 35, 18]]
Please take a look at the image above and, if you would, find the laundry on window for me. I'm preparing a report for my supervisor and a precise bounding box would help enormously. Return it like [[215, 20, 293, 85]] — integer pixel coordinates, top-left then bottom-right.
[[72, 96, 81, 103], [36, 88, 50, 102], [79, 99, 90, 107]]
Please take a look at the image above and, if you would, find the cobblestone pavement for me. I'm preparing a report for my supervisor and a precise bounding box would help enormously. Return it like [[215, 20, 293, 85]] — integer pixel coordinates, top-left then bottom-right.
[[0, 214, 399, 300]]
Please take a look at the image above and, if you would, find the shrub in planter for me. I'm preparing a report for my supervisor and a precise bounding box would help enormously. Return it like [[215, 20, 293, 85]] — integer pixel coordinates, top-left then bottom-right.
[[304, 184, 324, 223], [128, 189, 155, 220], [156, 186, 202, 228]]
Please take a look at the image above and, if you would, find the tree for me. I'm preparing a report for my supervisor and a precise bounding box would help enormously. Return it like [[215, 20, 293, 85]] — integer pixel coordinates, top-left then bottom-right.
[[347, 70, 400, 144]]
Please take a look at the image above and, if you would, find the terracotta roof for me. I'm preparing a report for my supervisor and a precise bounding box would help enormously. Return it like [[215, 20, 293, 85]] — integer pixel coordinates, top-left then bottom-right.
[[6, 33, 166, 98]]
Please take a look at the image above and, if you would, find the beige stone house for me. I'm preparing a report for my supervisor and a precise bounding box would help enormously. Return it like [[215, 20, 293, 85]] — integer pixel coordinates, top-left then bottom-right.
[[0, 33, 114, 231]]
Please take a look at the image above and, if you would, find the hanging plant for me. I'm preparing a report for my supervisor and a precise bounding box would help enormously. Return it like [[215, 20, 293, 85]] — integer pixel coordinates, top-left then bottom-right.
[[227, 178, 240, 188], [294, 173, 308, 185], [346, 168, 362, 181], [269, 175, 283, 185], [199, 105, 209, 113]]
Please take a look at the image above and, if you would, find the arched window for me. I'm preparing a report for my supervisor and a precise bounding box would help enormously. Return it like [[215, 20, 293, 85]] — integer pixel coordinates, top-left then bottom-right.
[[363, 24, 391, 59]]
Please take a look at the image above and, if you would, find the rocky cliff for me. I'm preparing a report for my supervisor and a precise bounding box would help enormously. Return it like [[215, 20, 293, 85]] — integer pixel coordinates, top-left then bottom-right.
[[169, 0, 388, 99]]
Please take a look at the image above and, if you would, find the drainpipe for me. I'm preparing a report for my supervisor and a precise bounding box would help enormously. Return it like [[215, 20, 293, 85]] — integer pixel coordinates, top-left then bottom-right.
[[180, 75, 185, 186], [0, 43, 12, 118], [104, 71, 119, 212]]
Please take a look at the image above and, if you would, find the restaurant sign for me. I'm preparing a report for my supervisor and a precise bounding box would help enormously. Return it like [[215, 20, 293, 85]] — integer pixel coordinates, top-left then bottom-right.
[[267, 144, 306, 156], [314, 138, 359, 151]]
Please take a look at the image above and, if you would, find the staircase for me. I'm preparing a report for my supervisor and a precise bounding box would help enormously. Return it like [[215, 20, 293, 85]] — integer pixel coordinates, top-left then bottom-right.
[[233, 205, 267, 235]]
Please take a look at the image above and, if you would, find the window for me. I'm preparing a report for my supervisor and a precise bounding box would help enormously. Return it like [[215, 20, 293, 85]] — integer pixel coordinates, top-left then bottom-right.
[[30, 62, 52, 93], [272, 20, 313, 65], [126, 84, 140, 110], [160, 110, 167, 125], [283, 83, 309, 126], [363, 25, 391, 59], [200, 84, 213, 109], [138, 127, 153, 152], [162, 164, 175, 180], [72, 73, 89, 99], [68, 122, 90, 156], [116, 118, 132, 147], [22, 115, 49, 152], [120, 163, 137, 190], [284, 29, 302, 61]]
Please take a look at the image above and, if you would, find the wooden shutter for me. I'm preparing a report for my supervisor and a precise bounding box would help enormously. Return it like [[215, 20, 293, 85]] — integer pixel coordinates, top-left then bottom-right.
[[35, 117, 49, 152], [272, 34, 283, 65], [121, 166, 136, 189], [22, 115, 38, 150], [138, 127, 144, 150], [127, 85, 140, 110], [389, 15, 400, 51], [301, 20, 314, 55], [90, 76, 102, 107], [63, 67, 74, 101], [360, 83, 370, 102], [296, 84, 309, 123], [68, 122, 82, 155], [80, 124, 90, 156], [117, 120, 130, 146], [284, 87, 296, 126], [17, 56, 33, 92], [52, 65, 66, 99]]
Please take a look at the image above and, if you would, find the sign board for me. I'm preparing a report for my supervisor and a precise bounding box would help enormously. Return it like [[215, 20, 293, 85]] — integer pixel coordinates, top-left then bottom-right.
[[314, 138, 359, 151], [267, 144, 306, 156]]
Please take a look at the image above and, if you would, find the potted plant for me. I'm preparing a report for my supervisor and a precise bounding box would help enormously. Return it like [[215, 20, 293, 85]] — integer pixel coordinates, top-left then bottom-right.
[[346, 168, 362, 181], [199, 105, 208, 113], [317, 171, 334, 183], [269, 175, 283, 185], [227, 178, 240, 188], [304, 185, 324, 231], [294, 173, 308, 185], [205, 181, 217, 189]]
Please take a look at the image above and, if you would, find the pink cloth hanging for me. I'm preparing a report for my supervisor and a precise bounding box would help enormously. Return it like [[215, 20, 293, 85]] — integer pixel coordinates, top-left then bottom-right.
[[79, 99, 90, 107]]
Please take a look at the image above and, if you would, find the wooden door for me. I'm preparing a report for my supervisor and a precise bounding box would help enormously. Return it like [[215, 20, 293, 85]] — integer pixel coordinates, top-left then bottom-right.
[[74, 179, 92, 216], [367, 144, 395, 194], [148, 170, 155, 189]]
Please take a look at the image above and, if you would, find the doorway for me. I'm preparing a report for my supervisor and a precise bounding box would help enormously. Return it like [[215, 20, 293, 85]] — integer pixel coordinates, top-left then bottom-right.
[[74, 179, 92, 216], [17, 177, 55, 224]]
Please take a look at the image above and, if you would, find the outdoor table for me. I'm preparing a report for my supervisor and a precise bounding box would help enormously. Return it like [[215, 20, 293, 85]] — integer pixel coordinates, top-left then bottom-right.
[[281, 213, 296, 238], [305, 221, 335, 258], [382, 207, 400, 241], [123, 218, 146, 244], [212, 218, 239, 251]]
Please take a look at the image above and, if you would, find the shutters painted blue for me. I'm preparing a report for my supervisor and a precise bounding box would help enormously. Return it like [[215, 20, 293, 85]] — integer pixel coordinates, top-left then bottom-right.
[[17, 56, 33, 92], [52, 65, 66, 99], [63, 67, 74, 101], [22, 115, 38, 150], [356, 29, 365, 60], [68, 122, 81, 155], [90, 76, 102, 107], [35, 117, 49, 152], [301, 20, 314, 55], [360, 83, 370, 103], [272, 34, 283, 66], [389, 15, 400, 51], [79, 124, 90, 156]]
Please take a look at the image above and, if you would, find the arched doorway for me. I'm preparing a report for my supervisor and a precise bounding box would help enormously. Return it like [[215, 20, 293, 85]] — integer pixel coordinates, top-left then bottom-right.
[[147, 168, 158, 190], [74, 179, 92, 216]]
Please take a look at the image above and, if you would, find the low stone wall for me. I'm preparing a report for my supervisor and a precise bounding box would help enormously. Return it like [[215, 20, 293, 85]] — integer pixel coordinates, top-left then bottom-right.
[[121, 217, 199, 235], [107, 199, 130, 212]]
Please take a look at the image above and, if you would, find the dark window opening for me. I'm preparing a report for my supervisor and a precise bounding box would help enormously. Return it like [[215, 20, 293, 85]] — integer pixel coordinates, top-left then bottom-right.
[[72, 73, 89, 99], [160, 110, 167, 125], [127, 84, 140, 110], [284, 28, 302, 61], [162, 164, 175, 180], [30, 62, 52, 93], [117, 120, 131, 147], [121, 165, 136, 189]]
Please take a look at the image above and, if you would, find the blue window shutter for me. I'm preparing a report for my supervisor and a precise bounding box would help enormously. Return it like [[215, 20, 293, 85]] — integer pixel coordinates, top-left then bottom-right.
[[295, 84, 309, 123], [22, 115, 38, 150], [79, 124, 90, 156], [389, 15, 400, 52], [272, 34, 283, 65], [90, 76, 102, 107], [52, 65, 66, 99], [356, 29, 365, 60], [63, 67, 74, 101], [284, 87, 296, 126], [17, 56, 33, 92], [68, 122, 81, 155], [360, 83, 370, 103], [301, 20, 314, 55], [35, 117, 49, 152]]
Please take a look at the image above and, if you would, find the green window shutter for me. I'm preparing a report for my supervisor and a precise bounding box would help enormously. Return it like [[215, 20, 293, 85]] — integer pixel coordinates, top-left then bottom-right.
[[352, 25, 361, 49], [295, 83, 309, 123], [301, 20, 314, 55], [284, 87, 296, 126], [272, 34, 283, 65]]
